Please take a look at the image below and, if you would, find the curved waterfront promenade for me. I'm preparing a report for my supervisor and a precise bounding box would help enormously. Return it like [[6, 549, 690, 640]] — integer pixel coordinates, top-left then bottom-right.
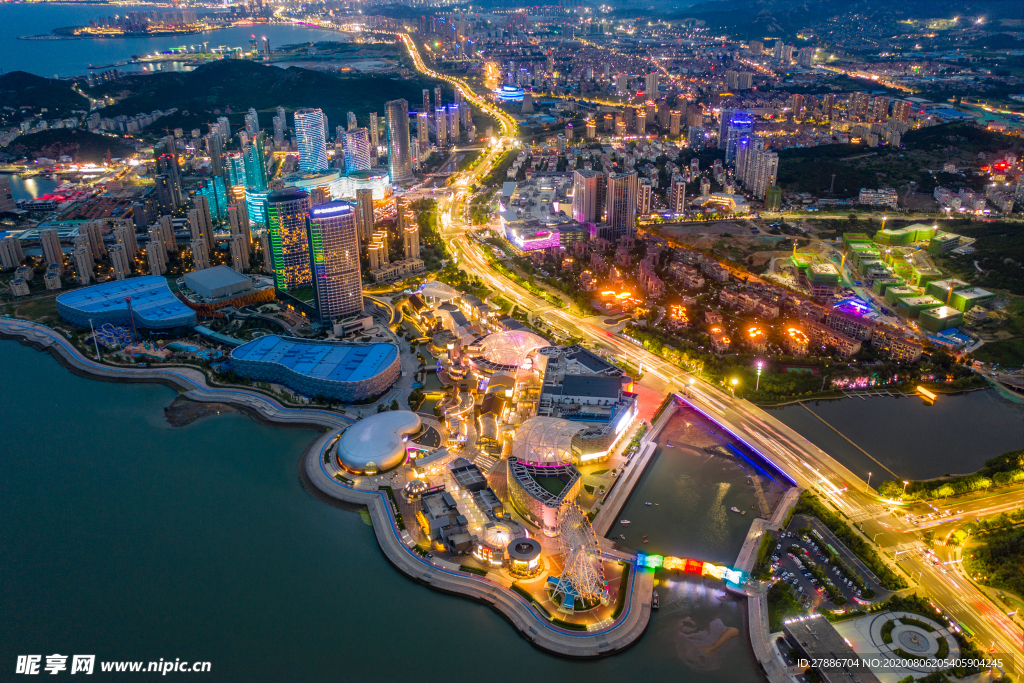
[[0, 317, 653, 658]]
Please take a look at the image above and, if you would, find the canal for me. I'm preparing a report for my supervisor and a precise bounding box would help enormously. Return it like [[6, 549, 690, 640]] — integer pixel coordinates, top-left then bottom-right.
[[768, 390, 1024, 481]]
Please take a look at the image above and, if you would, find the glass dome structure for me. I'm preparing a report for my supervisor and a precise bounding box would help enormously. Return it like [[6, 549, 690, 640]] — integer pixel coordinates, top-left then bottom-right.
[[511, 417, 583, 465], [479, 330, 549, 367]]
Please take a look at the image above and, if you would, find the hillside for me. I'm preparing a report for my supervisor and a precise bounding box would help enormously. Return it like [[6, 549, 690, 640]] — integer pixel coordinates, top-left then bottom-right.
[[94, 60, 450, 133], [0, 71, 88, 118], [3, 129, 136, 164]]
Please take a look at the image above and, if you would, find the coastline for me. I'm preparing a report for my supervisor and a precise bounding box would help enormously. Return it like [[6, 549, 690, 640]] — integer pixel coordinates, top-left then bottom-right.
[[0, 316, 655, 659]]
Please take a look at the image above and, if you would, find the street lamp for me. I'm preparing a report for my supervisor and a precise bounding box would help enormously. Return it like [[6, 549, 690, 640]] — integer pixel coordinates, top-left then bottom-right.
[[755, 360, 763, 391], [730, 378, 738, 396], [902, 480, 909, 496], [867, 471, 872, 491]]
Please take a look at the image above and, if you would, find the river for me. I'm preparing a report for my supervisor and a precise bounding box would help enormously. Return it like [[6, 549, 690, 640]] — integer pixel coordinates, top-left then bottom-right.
[[768, 390, 1024, 482], [0, 4, 351, 78], [0, 340, 764, 682]]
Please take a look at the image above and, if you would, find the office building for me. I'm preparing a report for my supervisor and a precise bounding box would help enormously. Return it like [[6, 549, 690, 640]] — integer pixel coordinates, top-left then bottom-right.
[[244, 134, 269, 191], [604, 171, 638, 241], [724, 111, 754, 164], [572, 170, 605, 224], [294, 108, 329, 172], [435, 106, 448, 148], [386, 99, 413, 184], [342, 128, 372, 172], [208, 130, 224, 179], [368, 112, 380, 159], [109, 243, 131, 280], [347, 111, 358, 131], [417, 111, 430, 156], [306, 201, 363, 323], [39, 228, 63, 268], [266, 188, 312, 291], [354, 188, 375, 248]]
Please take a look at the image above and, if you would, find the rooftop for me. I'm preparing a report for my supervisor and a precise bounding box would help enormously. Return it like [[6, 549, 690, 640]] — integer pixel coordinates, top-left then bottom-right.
[[56, 275, 196, 327], [231, 335, 398, 383], [336, 410, 420, 474], [542, 374, 624, 399]]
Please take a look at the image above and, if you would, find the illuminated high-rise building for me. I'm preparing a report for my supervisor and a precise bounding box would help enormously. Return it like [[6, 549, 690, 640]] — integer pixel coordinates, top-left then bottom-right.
[[272, 116, 285, 147], [208, 130, 224, 179], [572, 169, 605, 224], [147, 226, 168, 276], [266, 188, 312, 291], [417, 111, 430, 156], [385, 99, 413, 184], [294, 108, 329, 172], [724, 111, 754, 164], [604, 170, 638, 241], [369, 112, 380, 159], [669, 111, 681, 136], [750, 150, 779, 200], [448, 104, 460, 140], [422, 89, 431, 117], [342, 128, 372, 173], [226, 151, 247, 188], [190, 239, 210, 271], [109, 244, 130, 281], [243, 133, 269, 191], [892, 99, 911, 123], [822, 94, 835, 121], [244, 108, 259, 137], [638, 178, 652, 215], [157, 152, 183, 208], [306, 201, 363, 323], [354, 188, 375, 248], [347, 111, 357, 131], [435, 107, 448, 147]]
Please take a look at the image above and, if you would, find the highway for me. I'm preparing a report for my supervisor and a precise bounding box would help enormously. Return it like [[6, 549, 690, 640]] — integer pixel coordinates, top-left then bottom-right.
[[391, 31, 1024, 676]]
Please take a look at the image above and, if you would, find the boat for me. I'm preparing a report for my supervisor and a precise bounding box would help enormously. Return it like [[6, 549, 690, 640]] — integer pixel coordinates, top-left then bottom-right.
[[666, 443, 675, 448], [643, 539, 649, 543], [645, 502, 652, 506], [652, 591, 660, 610], [619, 534, 626, 540], [742, 511, 747, 515], [620, 519, 631, 526], [730, 507, 741, 513], [642, 534, 648, 538]]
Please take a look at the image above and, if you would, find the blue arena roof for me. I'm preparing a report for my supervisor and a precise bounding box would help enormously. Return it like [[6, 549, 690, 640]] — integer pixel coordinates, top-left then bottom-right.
[[56, 276, 197, 329], [231, 335, 398, 384]]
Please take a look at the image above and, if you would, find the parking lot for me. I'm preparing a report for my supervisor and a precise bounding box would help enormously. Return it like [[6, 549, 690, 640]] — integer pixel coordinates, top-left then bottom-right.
[[766, 520, 889, 613]]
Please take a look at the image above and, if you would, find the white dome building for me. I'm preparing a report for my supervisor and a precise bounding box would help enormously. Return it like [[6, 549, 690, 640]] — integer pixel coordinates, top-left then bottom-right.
[[335, 411, 421, 475], [511, 416, 584, 465]]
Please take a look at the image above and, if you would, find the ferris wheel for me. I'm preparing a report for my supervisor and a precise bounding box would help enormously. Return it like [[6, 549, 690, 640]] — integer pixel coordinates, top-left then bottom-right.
[[556, 503, 606, 603]]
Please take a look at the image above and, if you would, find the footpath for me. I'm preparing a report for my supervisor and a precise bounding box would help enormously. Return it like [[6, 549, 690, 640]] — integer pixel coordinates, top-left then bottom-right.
[[1, 316, 654, 658]]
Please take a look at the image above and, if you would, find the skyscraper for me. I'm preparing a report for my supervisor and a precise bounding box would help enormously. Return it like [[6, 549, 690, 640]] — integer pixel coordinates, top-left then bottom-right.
[[39, 228, 63, 268], [227, 202, 251, 255], [190, 196, 215, 250], [81, 220, 105, 260], [638, 178, 652, 215], [228, 236, 250, 273], [750, 150, 779, 200], [385, 99, 413, 184], [724, 111, 754, 164], [434, 86, 442, 112], [669, 111, 681, 136], [294, 108, 329, 172], [822, 94, 835, 121], [245, 108, 259, 137], [369, 112, 380, 160], [208, 130, 224, 179], [668, 174, 687, 213], [435, 107, 448, 147], [346, 111, 358, 131], [688, 126, 706, 151], [448, 104, 460, 140], [604, 171, 638, 241], [644, 73, 658, 96], [306, 201, 363, 323], [147, 226, 168, 276], [245, 133, 270, 191], [266, 188, 312, 291], [109, 244, 130, 280], [422, 89, 431, 117], [114, 222, 138, 260], [368, 229, 389, 272], [342, 128, 372, 172], [157, 153, 183, 207], [403, 214, 420, 260], [354, 188, 375, 248], [417, 111, 430, 156], [572, 169, 605, 224], [272, 116, 285, 147], [191, 239, 211, 271], [892, 99, 910, 123], [72, 238, 92, 285]]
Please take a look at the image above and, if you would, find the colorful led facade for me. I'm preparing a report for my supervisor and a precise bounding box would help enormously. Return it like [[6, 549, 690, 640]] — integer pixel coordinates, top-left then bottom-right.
[[635, 553, 743, 584], [294, 109, 329, 173], [266, 189, 312, 291], [307, 201, 363, 323]]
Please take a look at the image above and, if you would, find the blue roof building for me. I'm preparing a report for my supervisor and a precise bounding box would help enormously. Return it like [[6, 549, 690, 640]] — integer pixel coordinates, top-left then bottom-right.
[[56, 276, 197, 330], [230, 335, 400, 401]]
